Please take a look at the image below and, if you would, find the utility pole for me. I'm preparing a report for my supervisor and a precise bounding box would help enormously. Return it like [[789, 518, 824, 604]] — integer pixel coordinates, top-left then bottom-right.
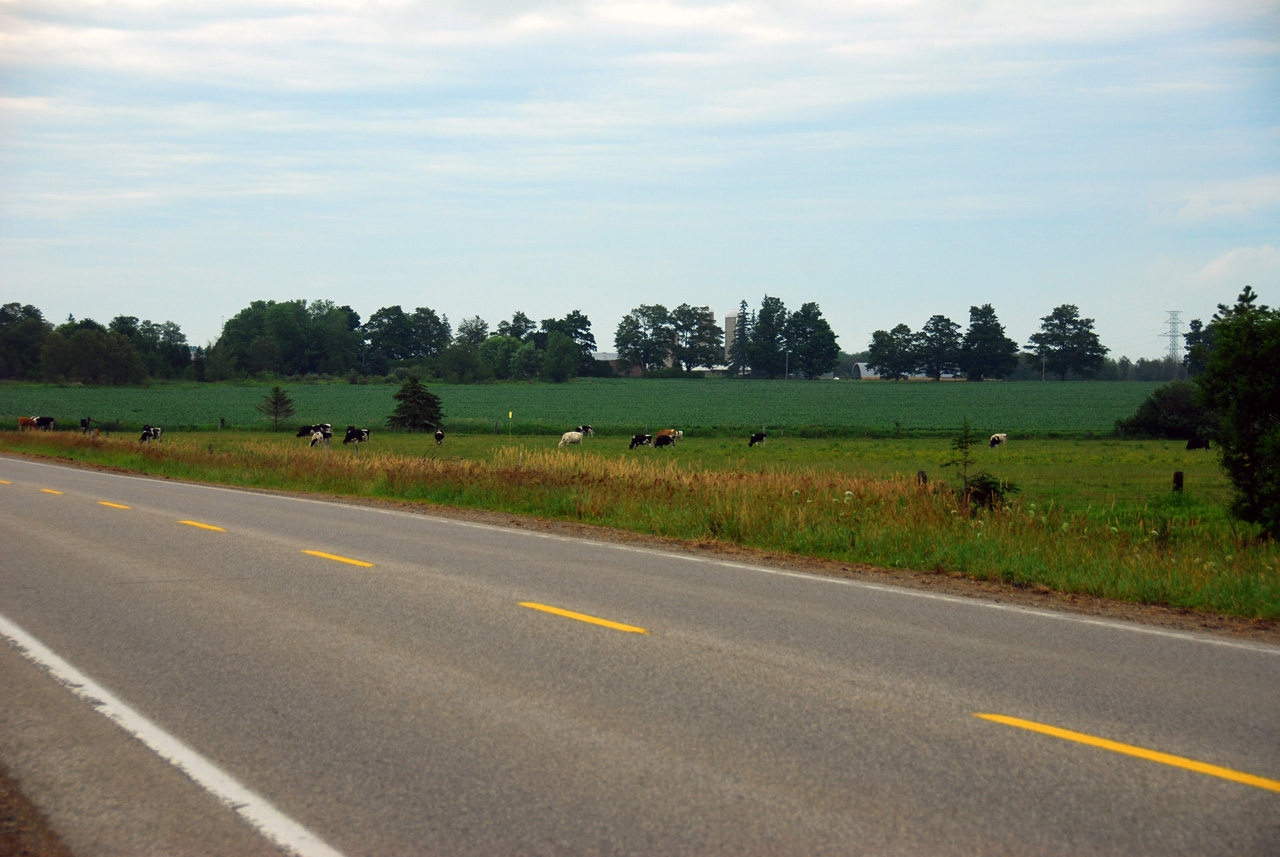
[[1163, 311, 1183, 361]]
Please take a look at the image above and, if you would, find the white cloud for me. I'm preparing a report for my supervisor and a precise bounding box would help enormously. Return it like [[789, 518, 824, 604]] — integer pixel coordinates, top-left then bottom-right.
[[1195, 245, 1280, 285], [1178, 174, 1280, 221]]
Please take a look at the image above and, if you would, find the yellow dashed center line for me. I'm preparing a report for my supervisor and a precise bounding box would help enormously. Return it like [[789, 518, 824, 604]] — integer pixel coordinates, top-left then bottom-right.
[[520, 602, 648, 634], [178, 520, 226, 532], [0, 480, 11, 484], [99, 502, 131, 510], [302, 550, 374, 568], [40, 489, 63, 494], [975, 713, 1280, 793]]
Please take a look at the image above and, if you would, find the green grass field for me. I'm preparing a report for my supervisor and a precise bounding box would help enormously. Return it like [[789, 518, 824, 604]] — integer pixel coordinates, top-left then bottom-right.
[[0, 378, 1162, 436]]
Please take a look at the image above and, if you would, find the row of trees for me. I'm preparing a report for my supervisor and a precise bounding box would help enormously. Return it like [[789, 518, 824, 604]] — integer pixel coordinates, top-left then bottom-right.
[[866, 304, 1108, 381]]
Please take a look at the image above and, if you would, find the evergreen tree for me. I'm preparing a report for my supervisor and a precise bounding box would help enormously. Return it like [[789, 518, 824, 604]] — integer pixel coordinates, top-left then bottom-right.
[[1195, 286, 1280, 536], [749, 295, 788, 378], [254, 386, 297, 430], [960, 304, 1019, 381], [388, 376, 445, 432]]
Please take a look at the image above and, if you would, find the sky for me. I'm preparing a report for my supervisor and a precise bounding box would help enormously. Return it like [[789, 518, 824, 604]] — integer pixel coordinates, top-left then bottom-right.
[[2, 0, 1277, 359]]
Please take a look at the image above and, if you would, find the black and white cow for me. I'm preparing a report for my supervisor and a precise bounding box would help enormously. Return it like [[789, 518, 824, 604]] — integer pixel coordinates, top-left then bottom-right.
[[297, 424, 333, 443], [576, 425, 595, 437], [1186, 435, 1211, 450], [989, 433, 1007, 449], [139, 424, 162, 442], [343, 426, 371, 446], [629, 434, 652, 449], [435, 429, 445, 446], [34, 416, 55, 431], [748, 432, 767, 447], [653, 434, 675, 448]]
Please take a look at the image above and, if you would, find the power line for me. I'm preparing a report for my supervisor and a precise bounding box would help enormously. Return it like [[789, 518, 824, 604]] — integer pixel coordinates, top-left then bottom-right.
[[1163, 311, 1183, 362]]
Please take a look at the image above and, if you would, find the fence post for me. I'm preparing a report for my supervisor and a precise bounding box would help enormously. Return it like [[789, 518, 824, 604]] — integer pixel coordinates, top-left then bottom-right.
[[917, 470, 928, 485], [1173, 471, 1184, 493]]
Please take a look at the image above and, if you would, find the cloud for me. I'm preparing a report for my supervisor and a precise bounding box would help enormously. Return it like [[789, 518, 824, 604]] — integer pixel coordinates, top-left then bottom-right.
[[1177, 174, 1280, 221], [1195, 245, 1280, 285]]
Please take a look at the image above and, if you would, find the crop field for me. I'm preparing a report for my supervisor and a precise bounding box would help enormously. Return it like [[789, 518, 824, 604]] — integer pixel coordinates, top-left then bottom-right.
[[0, 378, 1162, 435]]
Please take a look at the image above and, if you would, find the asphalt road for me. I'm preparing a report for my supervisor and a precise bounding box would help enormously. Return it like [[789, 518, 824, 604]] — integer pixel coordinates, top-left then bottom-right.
[[1, 455, 1277, 856]]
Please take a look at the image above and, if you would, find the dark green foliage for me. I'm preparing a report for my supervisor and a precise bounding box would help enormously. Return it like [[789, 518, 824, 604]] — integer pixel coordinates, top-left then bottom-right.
[[1027, 304, 1109, 380], [0, 303, 52, 380], [254, 386, 296, 430], [749, 295, 788, 378], [542, 331, 579, 383], [1183, 318, 1214, 377], [1115, 380, 1214, 440], [726, 301, 752, 378], [867, 324, 917, 380], [783, 302, 840, 379], [615, 305, 674, 371], [915, 314, 961, 381], [1195, 286, 1280, 536], [960, 304, 1019, 381], [40, 328, 147, 385], [671, 304, 725, 372], [388, 376, 445, 432]]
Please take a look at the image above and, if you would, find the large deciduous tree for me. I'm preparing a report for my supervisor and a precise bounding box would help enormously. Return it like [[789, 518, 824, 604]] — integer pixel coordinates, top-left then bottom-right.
[[783, 302, 840, 379], [960, 304, 1019, 381], [671, 304, 724, 372], [1195, 286, 1280, 536], [866, 324, 917, 380], [1027, 304, 1109, 380], [0, 303, 52, 380], [614, 305, 674, 371], [915, 314, 962, 381]]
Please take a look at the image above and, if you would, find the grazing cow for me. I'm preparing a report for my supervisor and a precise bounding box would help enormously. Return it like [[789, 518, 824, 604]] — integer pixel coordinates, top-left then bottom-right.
[[435, 429, 445, 446], [1186, 435, 1211, 451], [748, 432, 767, 447], [80, 418, 97, 434], [139, 424, 162, 442], [653, 434, 675, 448], [576, 425, 595, 437], [655, 429, 678, 443], [34, 416, 55, 431], [629, 434, 653, 449], [989, 433, 1007, 449], [309, 430, 329, 448], [559, 430, 584, 448], [343, 426, 371, 445], [18, 417, 36, 431], [296, 423, 333, 440]]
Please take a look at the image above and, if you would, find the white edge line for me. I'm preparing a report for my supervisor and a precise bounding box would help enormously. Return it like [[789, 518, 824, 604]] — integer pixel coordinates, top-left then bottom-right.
[[0, 612, 347, 857], [6, 455, 1278, 656]]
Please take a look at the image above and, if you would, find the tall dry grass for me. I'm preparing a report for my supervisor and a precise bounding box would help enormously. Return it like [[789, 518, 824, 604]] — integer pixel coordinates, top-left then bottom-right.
[[5, 431, 1277, 619]]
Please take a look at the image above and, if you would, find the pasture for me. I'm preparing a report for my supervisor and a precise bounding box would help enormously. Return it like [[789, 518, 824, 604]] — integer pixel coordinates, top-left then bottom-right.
[[0, 378, 1162, 436]]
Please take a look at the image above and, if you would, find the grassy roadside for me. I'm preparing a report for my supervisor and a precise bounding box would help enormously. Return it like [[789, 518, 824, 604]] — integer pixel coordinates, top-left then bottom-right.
[[3, 430, 1277, 620]]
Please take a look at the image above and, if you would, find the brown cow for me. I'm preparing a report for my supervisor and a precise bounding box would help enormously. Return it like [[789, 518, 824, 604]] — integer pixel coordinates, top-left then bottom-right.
[[18, 417, 36, 431]]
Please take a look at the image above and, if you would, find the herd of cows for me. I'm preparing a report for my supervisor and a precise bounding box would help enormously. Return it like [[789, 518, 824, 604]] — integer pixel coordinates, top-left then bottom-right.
[[14, 416, 1026, 455]]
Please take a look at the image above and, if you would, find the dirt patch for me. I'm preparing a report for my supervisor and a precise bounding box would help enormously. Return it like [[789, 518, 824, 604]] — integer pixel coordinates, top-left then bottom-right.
[[0, 760, 74, 857]]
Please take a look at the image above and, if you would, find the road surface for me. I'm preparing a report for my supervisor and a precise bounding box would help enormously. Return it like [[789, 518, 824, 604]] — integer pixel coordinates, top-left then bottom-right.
[[1, 456, 1277, 855]]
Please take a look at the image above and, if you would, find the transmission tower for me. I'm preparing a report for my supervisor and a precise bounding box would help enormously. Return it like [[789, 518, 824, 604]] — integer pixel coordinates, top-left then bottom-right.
[[1163, 311, 1183, 361]]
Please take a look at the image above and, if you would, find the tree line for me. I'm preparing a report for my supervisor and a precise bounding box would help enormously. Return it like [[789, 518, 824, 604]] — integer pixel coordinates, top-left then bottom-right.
[[0, 296, 1193, 386]]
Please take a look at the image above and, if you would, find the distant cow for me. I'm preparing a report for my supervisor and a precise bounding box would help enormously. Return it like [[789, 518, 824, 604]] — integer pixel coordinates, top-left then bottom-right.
[[1186, 435, 1211, 451], [34, 416, 54, 431], [989, 433, 1007, 449], [655, 429, 678, 443], [653, 434, 675, 448], [80, 418, 98, 434], [576, 425, 595, 437], [309, 430, 329, 448], [343, 426, 371, 446], [748, 432, 767, 447], [629, 434, 653, 449], [297, 423, 332, 440], [435, 429, 445, 446], [18, 417, 36, 431], [559, 431, 584, 448], [139, 424, 162, 442]]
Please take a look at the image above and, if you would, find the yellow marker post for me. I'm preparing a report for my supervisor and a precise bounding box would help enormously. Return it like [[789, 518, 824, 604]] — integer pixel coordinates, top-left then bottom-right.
[[302, 550, 373, 568], [520, 602, 648, 634], [975, 713, 1280, 793]]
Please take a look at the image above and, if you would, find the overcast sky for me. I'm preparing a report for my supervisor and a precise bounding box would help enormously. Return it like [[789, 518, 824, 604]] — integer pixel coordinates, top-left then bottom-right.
[[2, 0, 1277, 358]]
